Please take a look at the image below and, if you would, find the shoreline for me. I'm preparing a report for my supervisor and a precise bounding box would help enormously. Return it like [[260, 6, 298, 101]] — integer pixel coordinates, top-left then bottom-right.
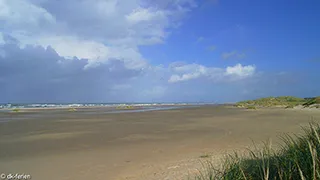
[[0, 103, 217, 112], [0, 102, 218, 109], [0, 104, 207, 114]]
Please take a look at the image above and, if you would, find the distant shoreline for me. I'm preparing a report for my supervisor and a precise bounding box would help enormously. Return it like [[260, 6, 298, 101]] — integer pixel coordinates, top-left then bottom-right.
[[0, 104, 217, 114], [0, 102, 218, 110]]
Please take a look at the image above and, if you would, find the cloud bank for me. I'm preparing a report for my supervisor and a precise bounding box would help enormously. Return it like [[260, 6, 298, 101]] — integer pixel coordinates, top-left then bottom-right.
[[0, 34, 258, 103], [1, 0, 313, 103]]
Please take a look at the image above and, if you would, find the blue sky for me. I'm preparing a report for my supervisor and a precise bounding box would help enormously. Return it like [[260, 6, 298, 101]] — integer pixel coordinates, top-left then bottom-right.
[[143, 0, 320, 69], [0, 0, 319, 103]]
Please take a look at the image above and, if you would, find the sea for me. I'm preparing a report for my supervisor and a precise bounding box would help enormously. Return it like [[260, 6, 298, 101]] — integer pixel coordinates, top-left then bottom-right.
[[0, 103, 217, 113]]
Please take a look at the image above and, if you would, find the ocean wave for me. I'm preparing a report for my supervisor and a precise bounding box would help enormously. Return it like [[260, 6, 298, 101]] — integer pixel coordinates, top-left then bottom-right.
[[0, 102, 215, 109]]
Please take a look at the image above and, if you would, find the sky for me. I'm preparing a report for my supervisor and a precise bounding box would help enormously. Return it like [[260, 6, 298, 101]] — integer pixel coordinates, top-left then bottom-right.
[[0, 0, 319, 103]]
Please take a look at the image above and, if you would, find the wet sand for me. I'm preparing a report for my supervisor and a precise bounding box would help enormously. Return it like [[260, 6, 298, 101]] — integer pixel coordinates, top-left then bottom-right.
[[0, 106, 320, 180]]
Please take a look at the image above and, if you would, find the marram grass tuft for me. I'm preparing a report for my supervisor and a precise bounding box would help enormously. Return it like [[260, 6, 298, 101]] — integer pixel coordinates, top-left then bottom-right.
[[193, 122, 320, 180]]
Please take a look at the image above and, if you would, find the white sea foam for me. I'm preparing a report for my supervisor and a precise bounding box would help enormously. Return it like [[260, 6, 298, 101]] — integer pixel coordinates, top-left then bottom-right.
[[0, 102, 216, 109]]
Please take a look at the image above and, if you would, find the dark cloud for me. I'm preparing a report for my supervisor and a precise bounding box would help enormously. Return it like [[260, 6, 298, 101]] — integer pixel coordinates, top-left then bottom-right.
[[0, 37, 142, 103]]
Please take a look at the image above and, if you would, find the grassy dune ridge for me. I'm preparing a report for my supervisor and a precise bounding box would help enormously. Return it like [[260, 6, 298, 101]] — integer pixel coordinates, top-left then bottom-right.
[[194, 122, 320, 180], [235, 96, 320, 109]]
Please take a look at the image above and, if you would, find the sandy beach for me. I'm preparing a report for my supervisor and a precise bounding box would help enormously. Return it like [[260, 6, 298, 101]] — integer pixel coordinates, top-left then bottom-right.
[[1, 105, 320, 180]]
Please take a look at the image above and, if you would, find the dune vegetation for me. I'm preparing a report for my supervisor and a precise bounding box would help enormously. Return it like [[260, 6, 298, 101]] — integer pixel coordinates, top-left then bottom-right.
[[116, 105, 139, 110], [236, 96, 320, 109], [68, 108, 77, 112], [194, 123, 320, 180], [303, 97, 320, 108], [11, 108, 20, 113]]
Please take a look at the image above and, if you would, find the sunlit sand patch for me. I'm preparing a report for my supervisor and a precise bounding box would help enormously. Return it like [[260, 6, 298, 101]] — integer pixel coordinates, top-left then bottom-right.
[[0, 131, 92, 143], [167, 123, 227, 138], [168, 121, 221, 132], [117, 134, 168, 141]]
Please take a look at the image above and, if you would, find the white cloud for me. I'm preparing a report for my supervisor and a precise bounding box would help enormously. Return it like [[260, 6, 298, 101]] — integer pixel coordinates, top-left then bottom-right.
[[0, 0, 56, 31], [12, 34, 147, 70], [168, 64, 208, 82], [0, 0, 195, 69], [34, 36, 110, 60], [126, 7, 167, 24], [168, 63, 255, 83], [225, 63, 255, 77], [168, 73, 199, 83]]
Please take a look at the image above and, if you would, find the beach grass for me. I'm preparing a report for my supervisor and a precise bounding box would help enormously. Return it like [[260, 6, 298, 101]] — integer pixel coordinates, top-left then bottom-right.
[[116, 105, 140, 110], [236, 96, 306, 108], [246, 105, 257, 110], [11, 108, 20, 113], [236, 96, 320, 109], [200, 154, 211, 159], [193, 122, 320, 180], [304, 97, 320, 107], [68, 108, 77, 112]]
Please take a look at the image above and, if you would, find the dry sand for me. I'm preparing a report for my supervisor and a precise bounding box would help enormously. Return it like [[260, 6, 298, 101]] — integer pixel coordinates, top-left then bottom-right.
[[0, 106, 320, 180]]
